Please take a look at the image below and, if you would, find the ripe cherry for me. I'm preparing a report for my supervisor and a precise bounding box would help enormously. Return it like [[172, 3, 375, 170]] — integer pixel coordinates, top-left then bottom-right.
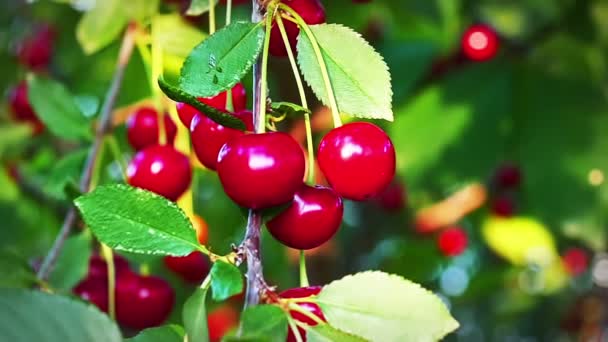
[[318, 122, 395, 201], [461, 24, 499, 62], [164, 252, 210, 284], [280, 286, 326, 342], [562, 248, 589, 276], [372, 179, 406, 212], [87, 254, 131, 281], [190, 110, 253, 170], [494, 163, 522, 189], [16, 24, 55, 70], [269, 0, 326, 57], [176, 83, 247, 127], [126, 107, 177, 151], [127, 145, 192, 201], [8, 81, 44, 134], [73, 278, 108, 312], [267, 185, 343, 250], [217, 132, 305, 209], [491, 196, 515, 217], [437, 227, 468, 257], [116, 273, 175, 330], [207, 305, 240, 342]]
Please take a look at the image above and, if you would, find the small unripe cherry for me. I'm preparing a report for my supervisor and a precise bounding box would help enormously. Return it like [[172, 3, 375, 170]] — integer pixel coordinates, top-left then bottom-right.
[[437, 227, 468, 257], [562, 248, 589, 276], [461, 24, 499, 62], [175, 83, 247, 128], [317, 122, 396, 201], [126, 107, 177, 151], [269, 0, 326, 57], [192, 214, 209, 245], [280, 286, 326, 342], [8, 81, 45, 134], [164, 252, 210, 284], [127, 145, 192, 201]]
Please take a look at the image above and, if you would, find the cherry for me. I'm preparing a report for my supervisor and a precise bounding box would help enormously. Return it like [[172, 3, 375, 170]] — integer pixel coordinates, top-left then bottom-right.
[[217, 132, 305, 209], [16, 24, 55, 70], [269, 0, 326, 57], [87, 254, 131, 281], [116, 272, 175, 330], [267, 185, 343, 250], [127, 145, 192, 201], [73, 278, 108, 312], [192, 214, 209, 245], [164, 252, 210, 284], [176, 83, 247, 127], [437, 227, 468, 257], [318, 122, 395, 201], [280, 286, 326, 342], [491, 196, 515, 217], [126, 107, 177, 151], [207, 305, 239, 342], [494, 163, 522, 189], [190, 110, 253, 170], [562, 248, 589, 276], [372, 179, 406, 212], [461, 24, 499, 62], [8, 81, 44, 134]]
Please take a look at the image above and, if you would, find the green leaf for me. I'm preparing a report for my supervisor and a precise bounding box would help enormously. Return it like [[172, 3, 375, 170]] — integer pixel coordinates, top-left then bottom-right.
[[0, 124, 32, 160], [0, 250, 38, 288], [186, 0, 216, 16], [125, 0, 159, 22], [158, 78, 246, 130], [183, 287, 209, 342], [270, 102, 312, 117], [179, 22, 264, 97], [297, 24, 393, 121], [210, 261, 243, 301], [126, 325, 184, 342], [239, 305, 288, 342], [49, 232, 92, 292], [316, 271, 459, 341], [44, 149, 88, 200], [74, 184, 200, 256], [0, 289, 122, 342], [27, 75, 92, 141], [306, 325, 368, 342], [153, 14, 207, 58], [76, 0, 129, 55]]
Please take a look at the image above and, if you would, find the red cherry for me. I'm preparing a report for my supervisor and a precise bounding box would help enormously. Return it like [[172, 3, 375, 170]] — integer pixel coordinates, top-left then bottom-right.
[[437, 227, 468, 257], [16, 24, 55, 70], [269, 0, 326, 57], [562, 248, 589, 276], [461, 24, 499, 62], [8, 81, 44, 134], [192, 214, 209, 245], [116, 273, 175, 329], [372, 179, 406, 212], [127, 145, 192, 201], [190, 110, 253, 170], [164, 252, 210, 284], [267, 185, 343, 250], [126, 107, 177, 151], [73, 278, 108, 312], [217, 132, 305, 209], [494, 163, 522, 189], [87, 254, 131, 281], [176, 83, 247, 128], [280, 286, 326, 342], [318, 122, 395, 201], [491, 196, 515, 217], [207, 305, 239, 342]]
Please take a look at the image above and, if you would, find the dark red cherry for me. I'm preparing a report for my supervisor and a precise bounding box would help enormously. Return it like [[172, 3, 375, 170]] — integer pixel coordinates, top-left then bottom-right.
[[73, 278, 108, 312], [318, 122, 395, 201], [16, 24, 55, 70], [437, 227, 468, 257], [491, 196, 514, 217], [176, 83, 247, 128], [494, 163, 522, 189], [269, 0, 326, 57], [126, 107, 177, 151], [280, 286, 326, 342], [8, 81, 44, 134], [87, 254, 131, 281], [116, 273, 175, 330], [372, 179, 406, 212], [190, 110, 253, 170], [217, 132, 305, 209], [267, 185, 343, 250], [461, 24, 499, 62], [562, 248, 589, 276], [127, 145, 192, 201], [164, 252, 210, 283]]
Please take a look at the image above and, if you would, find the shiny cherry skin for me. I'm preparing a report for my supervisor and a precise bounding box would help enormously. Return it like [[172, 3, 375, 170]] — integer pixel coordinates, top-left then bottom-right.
[[127, 145, 192, 201], [73, 278, 108, 312], [280, 286, 326, 342], [175, 83, 247, 127], [267, 185, 343, 250], [190, 110, 253, 170], [318, 122, 395, 201], [207, 305, 240, 342], [562, 248, 588, 276], [494, 163, 522, 189], [115, 273, 175, 330], [437, 227, 468, 257], [461, 24, 499, 62], [16, 24, 55, 70], [126, 107, 177, 151], [8, 81, 44, 134], [164, 252, 210, 284], [217, 132, 305, 209], [269, 0, 326, 57]]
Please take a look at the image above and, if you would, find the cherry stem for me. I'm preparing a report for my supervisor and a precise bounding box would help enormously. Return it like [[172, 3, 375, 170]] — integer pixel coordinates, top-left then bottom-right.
[[101, 244, 116, 321], [299, 250, 310, 287], [287, 302, 325, 325], [209, 0, 216, 34], [287, 316, 305, 342], [255, 4, 274, 133], [225, 0, 233, 26], [150, 21, 167, 146], [36, 24, 136, 282], [106, 135, 127, 181], [278, 3, 342, 128]]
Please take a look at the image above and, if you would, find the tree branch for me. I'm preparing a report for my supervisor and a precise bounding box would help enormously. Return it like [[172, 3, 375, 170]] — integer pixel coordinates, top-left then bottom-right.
[[36, 24, 136, 282]]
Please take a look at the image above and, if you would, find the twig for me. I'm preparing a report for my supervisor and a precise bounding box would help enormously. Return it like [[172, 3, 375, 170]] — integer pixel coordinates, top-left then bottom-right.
[[36, 24, 136, 282]]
